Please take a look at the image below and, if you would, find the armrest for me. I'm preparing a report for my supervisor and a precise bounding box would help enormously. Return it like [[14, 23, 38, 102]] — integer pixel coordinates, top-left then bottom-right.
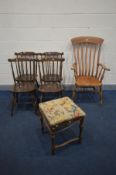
[[98, 63, 110, 71], [71, 63, 77, 70]]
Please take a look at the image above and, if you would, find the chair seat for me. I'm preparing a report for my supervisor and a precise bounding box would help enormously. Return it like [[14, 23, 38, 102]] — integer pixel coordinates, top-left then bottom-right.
[[42, 74, 61, 82], [75, 76, 102, 87], [39, 97, 85, 126], [39, 83, 63, 93], [11, 82, 36, 93], [16, 74, 37, 82]]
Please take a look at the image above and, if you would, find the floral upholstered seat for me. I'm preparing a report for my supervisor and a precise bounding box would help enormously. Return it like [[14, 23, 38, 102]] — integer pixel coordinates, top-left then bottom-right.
[[39, 97, 86, 126]]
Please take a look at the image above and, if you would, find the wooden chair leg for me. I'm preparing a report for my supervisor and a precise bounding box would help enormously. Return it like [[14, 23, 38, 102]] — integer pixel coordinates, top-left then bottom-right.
[[99, 86, 103, 104], [32, 90, 38, 113], [40, 93, 43, 102], [78, 118, 84, 144], [60, 90, 63, 97], [11, 92, 17, 116], [72, 85, 77, 101], [51, 133, 55, 155]]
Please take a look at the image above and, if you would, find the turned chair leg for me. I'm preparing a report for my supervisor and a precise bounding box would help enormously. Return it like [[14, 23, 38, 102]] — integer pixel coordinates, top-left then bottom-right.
[[99, 86, 103, 104], [40, 115, 45, 134], [40, 93, 43, 102], [11, 92, 17, 116], [60, 90, 63, 97], [72, 85, 77, 101], [51, 133, 55, 155], [78, 118, 84, 144], [32, 90, 38, 113]]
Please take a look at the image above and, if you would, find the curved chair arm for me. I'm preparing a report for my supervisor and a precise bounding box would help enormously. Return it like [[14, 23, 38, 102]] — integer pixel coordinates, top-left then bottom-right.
[[98, 63, 110, 71], [97, 63, 110, 81], [71, 63, 77, 77], [71, 63, 77, 70]]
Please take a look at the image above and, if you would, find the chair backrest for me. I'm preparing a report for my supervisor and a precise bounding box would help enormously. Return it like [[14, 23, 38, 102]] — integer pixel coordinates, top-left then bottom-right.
[[37, 55, 65, 84], [8, 58, 37, 84], [41, 52, 64, 59], [71, 36, 104, 77], [15, 52, 38, 59]]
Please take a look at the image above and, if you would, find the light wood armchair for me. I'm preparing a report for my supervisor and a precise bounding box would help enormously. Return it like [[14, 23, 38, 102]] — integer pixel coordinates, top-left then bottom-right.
[[71, 36, 110, 103]]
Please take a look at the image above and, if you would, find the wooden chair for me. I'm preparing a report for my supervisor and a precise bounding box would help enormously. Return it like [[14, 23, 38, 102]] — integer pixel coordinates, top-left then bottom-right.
[[36, 53, 65, 102], [8, 58, 37, 116], [15, 52, 39, 87], [71, 36, 110, 103]]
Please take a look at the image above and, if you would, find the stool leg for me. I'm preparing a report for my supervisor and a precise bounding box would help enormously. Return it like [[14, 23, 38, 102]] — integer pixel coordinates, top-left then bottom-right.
[[78, 118, 84, 143], [51, 133, 55, 155]]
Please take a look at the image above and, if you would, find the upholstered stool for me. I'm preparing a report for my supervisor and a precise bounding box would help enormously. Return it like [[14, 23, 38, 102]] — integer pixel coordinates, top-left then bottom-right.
[[39, 97, 86, 155]]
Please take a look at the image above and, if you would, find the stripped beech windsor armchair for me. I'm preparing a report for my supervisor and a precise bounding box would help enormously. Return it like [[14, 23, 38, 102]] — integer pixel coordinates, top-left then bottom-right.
[[71, 36, 110, 103]]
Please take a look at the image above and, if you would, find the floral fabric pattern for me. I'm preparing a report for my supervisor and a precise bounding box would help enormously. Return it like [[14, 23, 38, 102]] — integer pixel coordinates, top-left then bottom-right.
[[39, 97, 86, 126]]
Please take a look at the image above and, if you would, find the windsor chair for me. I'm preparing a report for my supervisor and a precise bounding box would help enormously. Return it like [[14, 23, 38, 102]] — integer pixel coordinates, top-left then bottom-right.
[[15, 52, 39, 87], [36, 53, 65, 102], [71, 36, 110, 103]]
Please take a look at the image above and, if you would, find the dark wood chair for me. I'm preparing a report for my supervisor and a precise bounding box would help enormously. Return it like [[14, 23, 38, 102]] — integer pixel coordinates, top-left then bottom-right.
[[36, 53, 65, 102], [71, 36, 110, 103], [8, 58, 37, 116], [15, 52, 39, 87]]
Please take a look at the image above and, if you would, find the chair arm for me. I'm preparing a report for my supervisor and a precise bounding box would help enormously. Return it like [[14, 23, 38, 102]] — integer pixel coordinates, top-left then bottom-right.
[[71, 63, 77, 70], [98, 63, 110, 71], [97, 63, 110, 81], [71, 63, 77, 79]]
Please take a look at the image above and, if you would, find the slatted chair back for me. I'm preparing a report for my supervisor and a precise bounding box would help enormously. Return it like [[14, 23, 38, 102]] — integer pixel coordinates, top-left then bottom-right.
[[71, 36, 104, 80], [8, 58, 37, 84], [37, 56, 65, 84]]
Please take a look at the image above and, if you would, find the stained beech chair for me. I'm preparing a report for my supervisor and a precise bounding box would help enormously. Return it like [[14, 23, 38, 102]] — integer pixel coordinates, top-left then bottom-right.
[[15, 52, 39, 87], [8, 58, 37, 116], [71, 36, 110, 103], [36, 53, 65, 102]]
